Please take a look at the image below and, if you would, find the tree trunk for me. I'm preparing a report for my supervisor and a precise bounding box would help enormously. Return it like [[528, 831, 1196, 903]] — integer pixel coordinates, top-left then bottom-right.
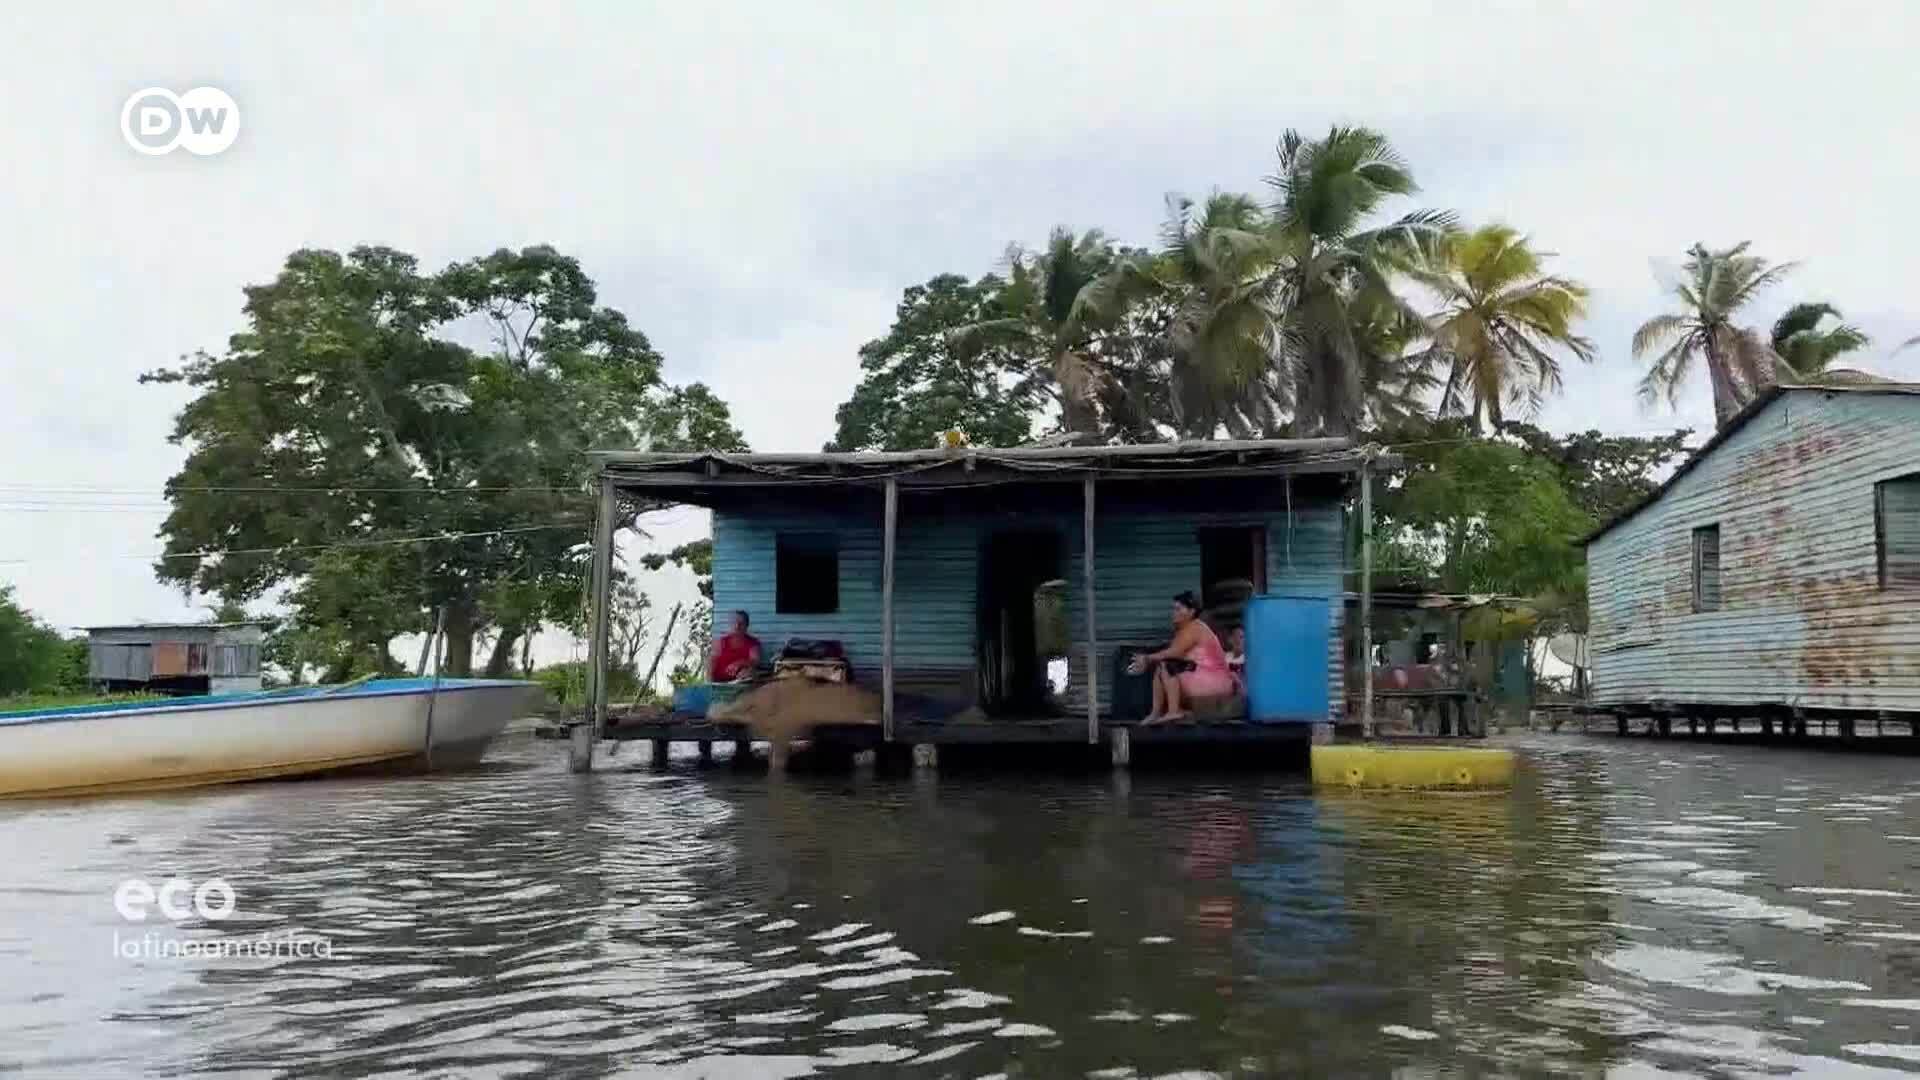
[[484, 623, 523, 677], [1703, 333, 1743, 426], [443, 603, 476, 677], [1053, 349, 1104, 434]]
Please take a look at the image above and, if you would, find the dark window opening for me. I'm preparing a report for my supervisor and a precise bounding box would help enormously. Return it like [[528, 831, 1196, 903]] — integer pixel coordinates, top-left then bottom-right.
[[1691, 524, 1722, 612], [776, 534, 839, 614], [1879, 474, 1920, 589], [1198, 526, 1267, 626]]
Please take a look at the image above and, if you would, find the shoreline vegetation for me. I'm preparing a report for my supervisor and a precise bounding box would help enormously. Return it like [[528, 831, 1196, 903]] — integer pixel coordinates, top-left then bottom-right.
[[0, 692, 162, 715]]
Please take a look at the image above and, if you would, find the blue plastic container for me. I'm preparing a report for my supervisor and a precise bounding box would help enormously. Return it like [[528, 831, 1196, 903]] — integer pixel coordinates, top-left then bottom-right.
[[1243, 595, 1331, 723], [673, 683, 713, 717]]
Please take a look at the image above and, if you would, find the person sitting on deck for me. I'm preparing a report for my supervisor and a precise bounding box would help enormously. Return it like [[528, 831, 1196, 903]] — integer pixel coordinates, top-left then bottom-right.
[[709, 610, 762, 683], [1127, 592, 1235, 724], [1224, 625, 1247, 695]]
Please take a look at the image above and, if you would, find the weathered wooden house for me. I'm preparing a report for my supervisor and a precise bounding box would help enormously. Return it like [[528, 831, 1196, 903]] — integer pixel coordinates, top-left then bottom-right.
[[579, 440, 1384, 749], [86, 621, 269, 695], [1584, 384, 1920, 725]]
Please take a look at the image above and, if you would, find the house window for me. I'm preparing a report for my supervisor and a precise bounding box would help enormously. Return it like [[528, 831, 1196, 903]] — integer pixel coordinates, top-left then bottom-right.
[[1878, 473, 1920, 589], [1691, 524, 1722, 612], [212, 644, 260, 677], [1198, 526, 1268, 614], [776, 534, 839, 614]]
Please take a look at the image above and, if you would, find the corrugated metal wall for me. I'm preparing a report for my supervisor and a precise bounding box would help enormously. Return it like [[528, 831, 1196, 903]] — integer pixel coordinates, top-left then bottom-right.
[[89, 644, 152, 681], [712, 487, 1347, 720], [1588, 391, 1920, 713]]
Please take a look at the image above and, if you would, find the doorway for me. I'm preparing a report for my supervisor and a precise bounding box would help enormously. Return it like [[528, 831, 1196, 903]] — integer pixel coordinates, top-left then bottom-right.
[[978, 530, 1065, 715]]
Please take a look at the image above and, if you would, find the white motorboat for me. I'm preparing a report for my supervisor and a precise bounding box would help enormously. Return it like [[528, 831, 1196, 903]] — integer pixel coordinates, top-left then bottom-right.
[[0, 678, 538, 799]]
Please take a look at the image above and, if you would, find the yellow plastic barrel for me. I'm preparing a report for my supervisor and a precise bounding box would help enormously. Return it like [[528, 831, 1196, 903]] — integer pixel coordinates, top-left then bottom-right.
[[1310, 744, 1516, 790]]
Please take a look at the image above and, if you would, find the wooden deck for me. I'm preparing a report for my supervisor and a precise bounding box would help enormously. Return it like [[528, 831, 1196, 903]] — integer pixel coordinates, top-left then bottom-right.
[[560, 715, 1322, 747]]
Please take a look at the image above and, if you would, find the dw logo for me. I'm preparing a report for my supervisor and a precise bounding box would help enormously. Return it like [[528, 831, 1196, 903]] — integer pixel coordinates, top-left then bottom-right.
[[120, 87, 240, 156]]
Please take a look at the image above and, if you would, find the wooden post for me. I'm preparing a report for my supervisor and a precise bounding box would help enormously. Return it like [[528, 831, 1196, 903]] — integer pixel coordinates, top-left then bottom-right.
[[1083, 474, 1099, 745], [882, 476, 898, 743], [1360, 459, 1375, 740], [586, 476, 617, 736]]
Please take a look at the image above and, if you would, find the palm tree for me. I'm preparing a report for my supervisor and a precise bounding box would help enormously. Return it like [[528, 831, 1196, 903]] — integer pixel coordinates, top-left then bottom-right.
[[1769, 302, 1870, 379], [1633, 242, 1796, 425], [1076, 127, 1452, 438], [1406, 224, 1594, 428], [1263, 127, 1456, 435], [1075, 192, 1289, 438], [950, 227, 1117, 435]]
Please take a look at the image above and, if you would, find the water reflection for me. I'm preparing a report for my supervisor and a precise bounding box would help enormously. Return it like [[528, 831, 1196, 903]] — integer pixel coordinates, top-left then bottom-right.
[[5, 734, 1920, 1075]]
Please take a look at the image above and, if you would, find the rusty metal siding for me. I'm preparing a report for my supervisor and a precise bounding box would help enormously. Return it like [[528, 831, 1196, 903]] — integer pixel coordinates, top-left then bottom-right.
[[1588, 390, 1920, 713]]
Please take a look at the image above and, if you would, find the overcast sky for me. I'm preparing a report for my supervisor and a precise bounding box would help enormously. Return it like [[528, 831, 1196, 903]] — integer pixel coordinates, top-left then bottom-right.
[[4, 3, 1917, 659]]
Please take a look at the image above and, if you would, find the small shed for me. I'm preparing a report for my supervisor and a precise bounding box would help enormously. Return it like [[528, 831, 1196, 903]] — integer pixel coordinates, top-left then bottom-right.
[[86, 621, 270, 696], [579, 439, 1392, 743], [1584, 383, 1920, 721]]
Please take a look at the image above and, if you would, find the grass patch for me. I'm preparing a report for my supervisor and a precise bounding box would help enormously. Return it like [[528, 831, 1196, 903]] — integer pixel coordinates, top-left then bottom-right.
[[0, 691, 166, 715]]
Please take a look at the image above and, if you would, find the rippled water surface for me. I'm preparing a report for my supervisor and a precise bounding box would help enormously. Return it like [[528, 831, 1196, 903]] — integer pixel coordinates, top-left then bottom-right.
[[10, 733, 1920, 1076]]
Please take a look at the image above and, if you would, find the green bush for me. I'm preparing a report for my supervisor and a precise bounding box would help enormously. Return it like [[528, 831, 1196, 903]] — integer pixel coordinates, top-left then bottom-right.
[[532, 662, 646, 707], [0, 587, 66, 696]]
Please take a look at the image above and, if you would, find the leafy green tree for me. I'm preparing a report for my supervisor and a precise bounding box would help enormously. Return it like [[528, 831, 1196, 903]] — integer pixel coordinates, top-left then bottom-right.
[[828, 273, 1047, 451], [1633, 242, 1795, 425], [1378, 438, 1593, 601], [0, 586, 66, 695], [640, 539, 716, 598], [1769, 302, 1871, 379], [1496, 421, 1693, 523], [146, 245, 744, 677], [1408, 224, 1594, 427]]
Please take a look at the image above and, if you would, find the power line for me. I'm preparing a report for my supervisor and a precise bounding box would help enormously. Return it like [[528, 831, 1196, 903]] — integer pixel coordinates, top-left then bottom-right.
[[0, 483, 586, 495], [0, 522, 586, 568]]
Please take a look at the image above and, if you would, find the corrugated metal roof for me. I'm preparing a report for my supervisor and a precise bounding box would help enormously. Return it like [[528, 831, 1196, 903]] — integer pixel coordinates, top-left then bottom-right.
[[1583, 383, 1920, 546], [84, 621, 274, 632], [595, 438, 1396, 497]]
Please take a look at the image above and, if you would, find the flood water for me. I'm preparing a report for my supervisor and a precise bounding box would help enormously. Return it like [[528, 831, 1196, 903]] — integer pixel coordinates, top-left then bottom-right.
[[10, 734, 1920, 1077]]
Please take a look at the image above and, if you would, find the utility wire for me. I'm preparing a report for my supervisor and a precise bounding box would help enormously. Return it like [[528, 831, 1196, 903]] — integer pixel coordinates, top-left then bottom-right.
[[0, 522, 585, 567]]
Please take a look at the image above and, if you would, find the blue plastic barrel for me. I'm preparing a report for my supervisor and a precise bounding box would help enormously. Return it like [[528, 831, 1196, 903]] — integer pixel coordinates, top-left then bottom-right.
[[1243, 595, 1331, 723]]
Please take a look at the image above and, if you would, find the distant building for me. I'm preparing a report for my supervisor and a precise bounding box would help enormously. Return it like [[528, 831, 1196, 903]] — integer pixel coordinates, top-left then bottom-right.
[[86, 621, 270, 695], [1584, 384, 1920, 722]]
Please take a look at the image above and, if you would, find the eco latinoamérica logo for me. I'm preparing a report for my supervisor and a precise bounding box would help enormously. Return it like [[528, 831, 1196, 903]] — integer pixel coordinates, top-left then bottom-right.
[[120, 86, 240, 156]]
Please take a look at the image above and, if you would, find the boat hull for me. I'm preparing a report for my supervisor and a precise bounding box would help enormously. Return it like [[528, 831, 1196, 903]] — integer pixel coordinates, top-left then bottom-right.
[[0, 679, 538, 799]]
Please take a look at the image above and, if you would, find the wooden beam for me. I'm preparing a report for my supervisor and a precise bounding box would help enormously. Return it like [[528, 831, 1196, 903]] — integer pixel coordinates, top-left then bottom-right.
[[1359, 459, 1374, 740], [587, 475, 618, 737], [882, 476, 898, 743], [603, 461, 1376, 491], [1083, 473, 1098, 745]]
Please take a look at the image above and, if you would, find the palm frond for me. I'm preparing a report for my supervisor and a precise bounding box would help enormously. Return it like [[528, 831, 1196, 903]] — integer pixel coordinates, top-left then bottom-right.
[[1632, 314, 1690, 357]]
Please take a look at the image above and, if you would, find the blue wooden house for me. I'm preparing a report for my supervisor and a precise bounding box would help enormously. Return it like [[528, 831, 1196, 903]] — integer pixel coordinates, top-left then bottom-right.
[[580, 439, 1383, 749]]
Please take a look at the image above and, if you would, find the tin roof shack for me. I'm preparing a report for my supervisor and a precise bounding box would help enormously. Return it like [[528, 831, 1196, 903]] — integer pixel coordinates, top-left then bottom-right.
[[1348, 592, 1531, 736], [86, 621, 270, 696], [579, 440, 1388, 748], [1584, 384, 1920, 725]]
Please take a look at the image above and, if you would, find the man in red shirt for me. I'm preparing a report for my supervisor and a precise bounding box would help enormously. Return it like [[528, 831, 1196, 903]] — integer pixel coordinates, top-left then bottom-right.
[[708, 610, 762, 682]]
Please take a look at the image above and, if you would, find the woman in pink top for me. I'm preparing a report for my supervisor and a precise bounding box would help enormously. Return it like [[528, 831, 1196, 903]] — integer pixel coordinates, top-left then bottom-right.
[[1128, 591, 1235, 724]]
